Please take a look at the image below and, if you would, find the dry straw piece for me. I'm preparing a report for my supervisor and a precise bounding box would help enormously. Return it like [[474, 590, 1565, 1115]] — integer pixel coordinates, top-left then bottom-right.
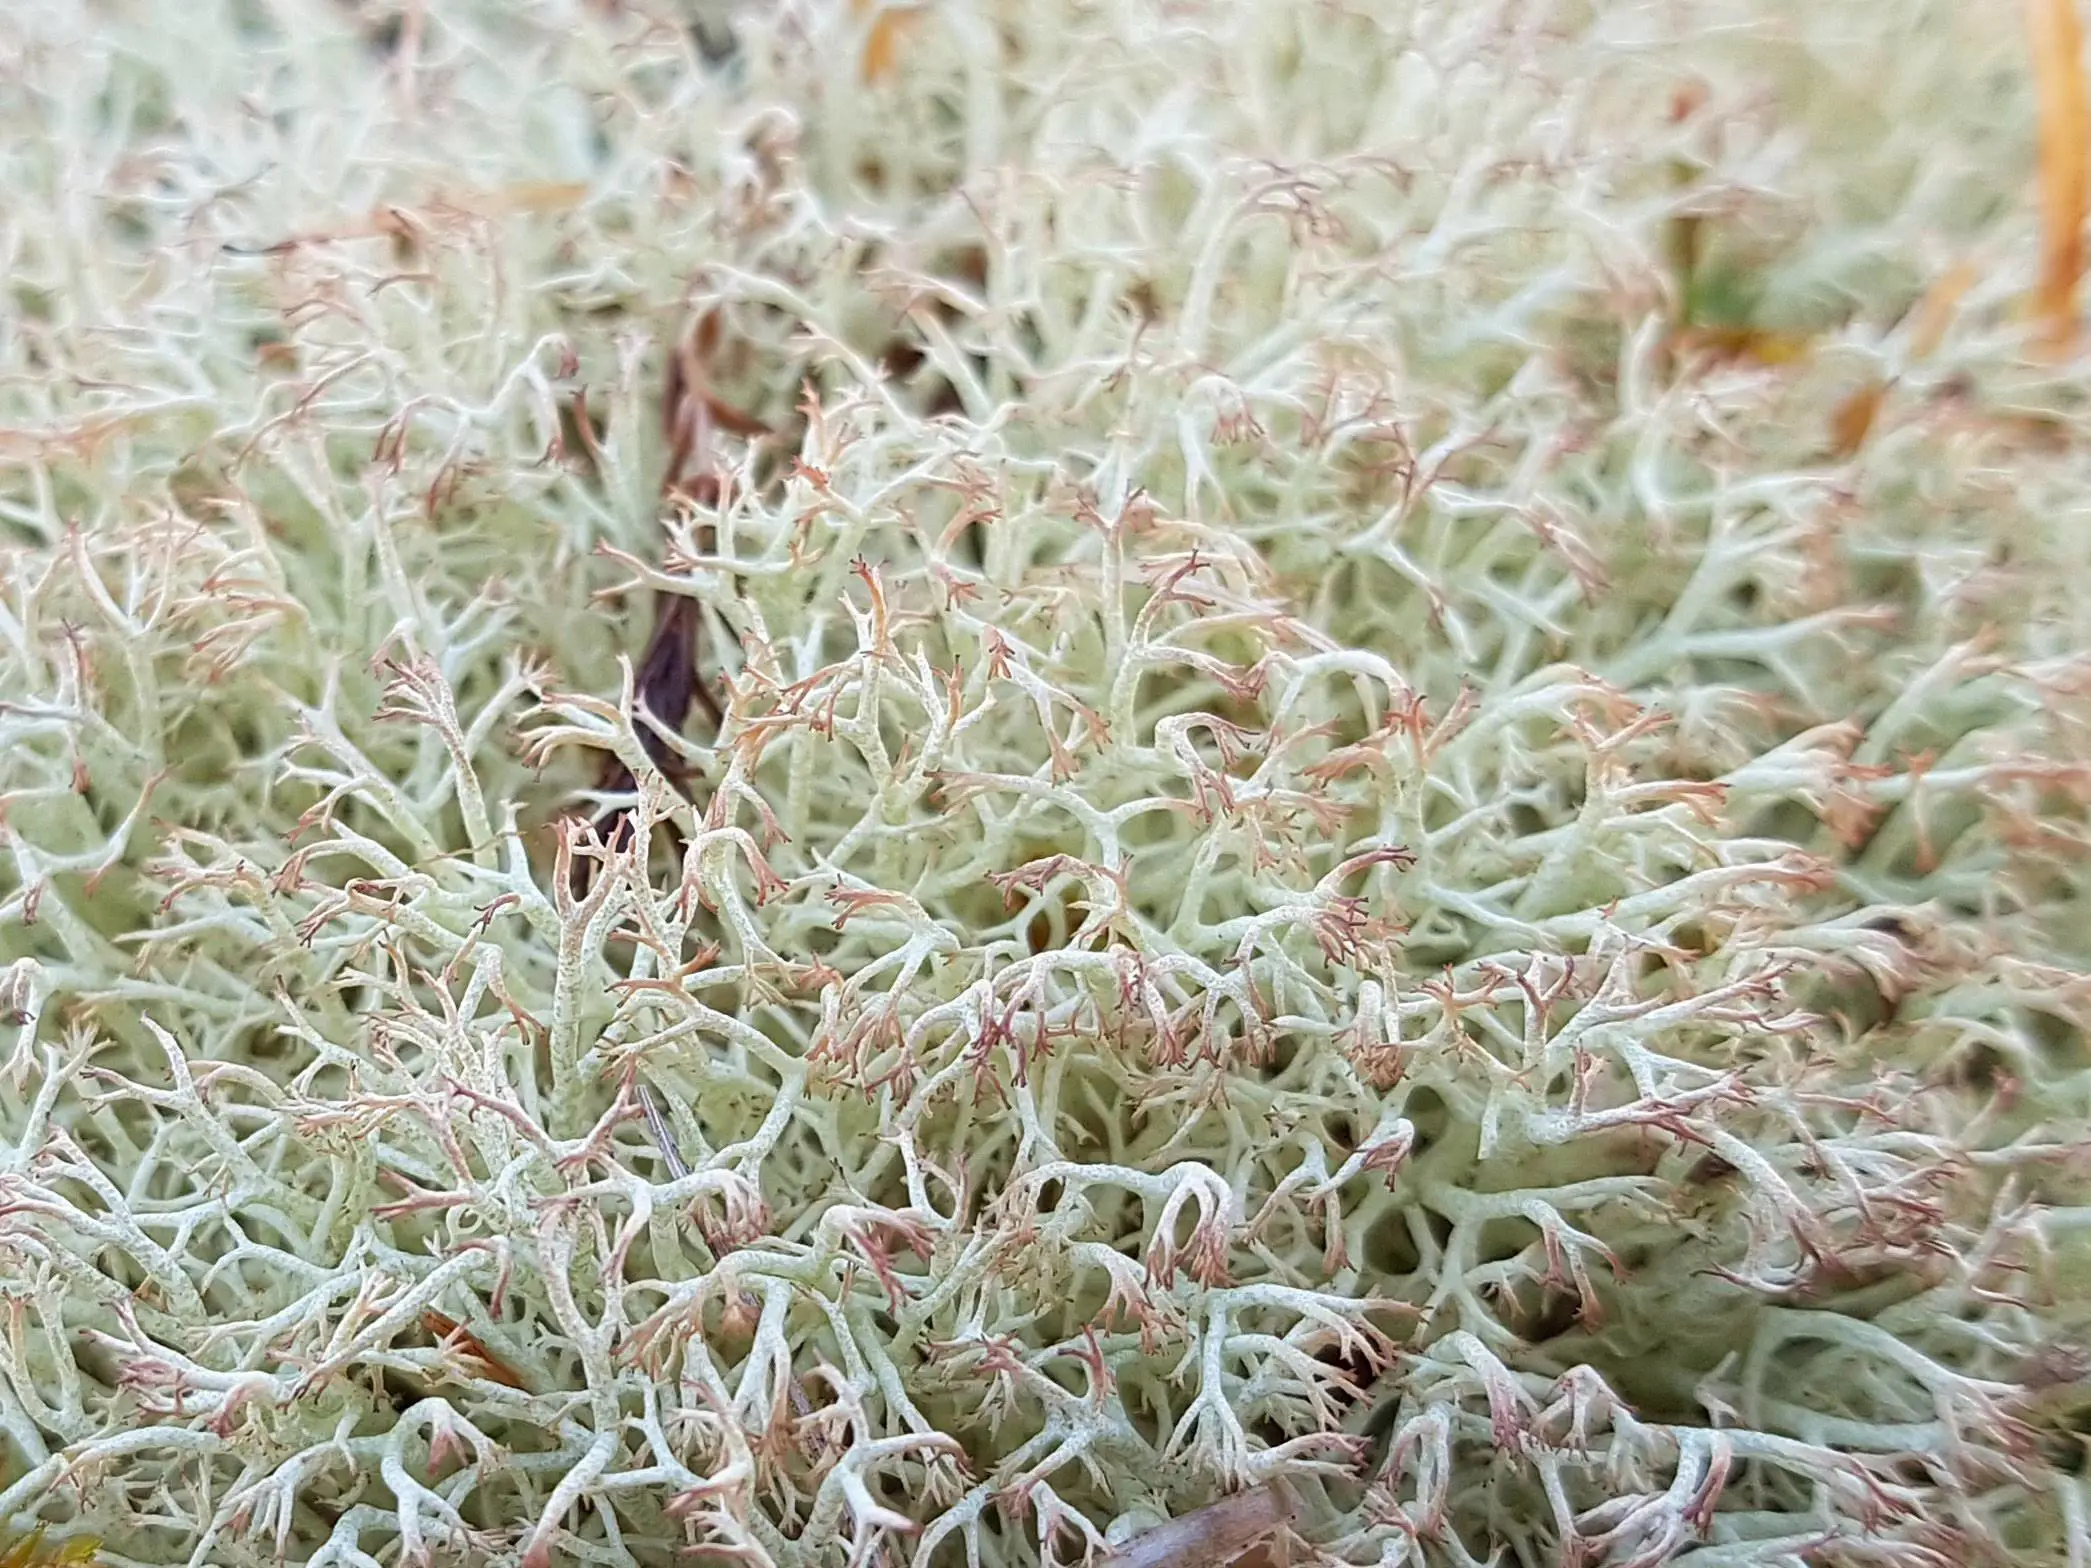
[[2, 1, 2090, 1567]]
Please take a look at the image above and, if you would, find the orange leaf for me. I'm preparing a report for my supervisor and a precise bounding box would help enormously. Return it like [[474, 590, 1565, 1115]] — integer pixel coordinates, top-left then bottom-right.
[[2027, 0, 2089, 356]]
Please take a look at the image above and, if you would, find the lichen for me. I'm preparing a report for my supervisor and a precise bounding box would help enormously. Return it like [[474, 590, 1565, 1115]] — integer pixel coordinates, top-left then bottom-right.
[[2, 1, 2089, 1566]]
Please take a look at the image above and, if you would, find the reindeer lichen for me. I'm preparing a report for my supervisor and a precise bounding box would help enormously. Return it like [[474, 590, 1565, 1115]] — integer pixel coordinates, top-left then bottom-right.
[[2, 1, 2089, 1566]]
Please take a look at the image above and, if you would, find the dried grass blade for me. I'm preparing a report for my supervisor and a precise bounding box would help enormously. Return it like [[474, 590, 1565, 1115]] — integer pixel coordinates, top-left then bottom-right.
[[2027, 0, 2090, 356]]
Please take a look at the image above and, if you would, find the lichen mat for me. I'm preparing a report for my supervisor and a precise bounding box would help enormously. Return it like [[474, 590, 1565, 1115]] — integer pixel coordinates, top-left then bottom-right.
[[1, 1, 2088, 1566]]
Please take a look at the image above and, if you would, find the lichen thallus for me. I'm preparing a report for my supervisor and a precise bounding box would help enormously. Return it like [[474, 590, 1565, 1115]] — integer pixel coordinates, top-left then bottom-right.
[[593, 313, 1292, 1566]]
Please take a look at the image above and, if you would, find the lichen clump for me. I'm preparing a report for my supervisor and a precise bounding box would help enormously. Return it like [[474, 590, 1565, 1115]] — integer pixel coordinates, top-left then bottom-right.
[[3, 1, 2090, 1565]]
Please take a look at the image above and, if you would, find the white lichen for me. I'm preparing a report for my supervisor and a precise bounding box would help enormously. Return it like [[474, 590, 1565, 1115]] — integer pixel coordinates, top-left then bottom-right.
[[1, 1, 2089, 1566]]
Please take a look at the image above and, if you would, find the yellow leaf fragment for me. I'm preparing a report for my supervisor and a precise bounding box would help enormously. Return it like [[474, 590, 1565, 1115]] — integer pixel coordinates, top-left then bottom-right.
[[2027, 0, 2089, 357]]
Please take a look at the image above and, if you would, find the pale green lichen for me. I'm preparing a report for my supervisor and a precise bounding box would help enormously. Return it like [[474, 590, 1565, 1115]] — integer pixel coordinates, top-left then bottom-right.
[[2, 1, 2090, 1566]]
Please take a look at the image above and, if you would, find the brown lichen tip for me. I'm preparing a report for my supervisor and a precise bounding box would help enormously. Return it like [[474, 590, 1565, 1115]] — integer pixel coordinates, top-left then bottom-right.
[[1101, 1483, 1291, 1568]]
